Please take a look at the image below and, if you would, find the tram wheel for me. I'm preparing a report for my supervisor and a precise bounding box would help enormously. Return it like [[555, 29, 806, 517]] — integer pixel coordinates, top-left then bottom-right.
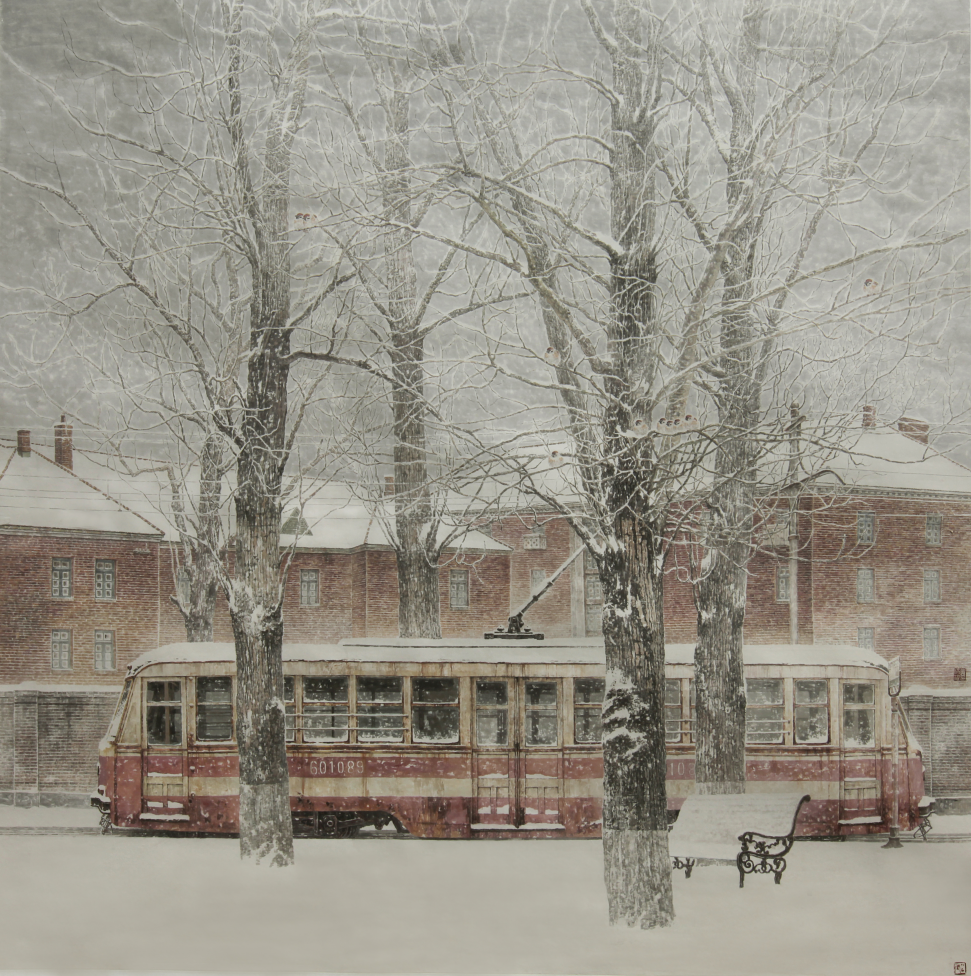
[[318, 813, 341, 837]]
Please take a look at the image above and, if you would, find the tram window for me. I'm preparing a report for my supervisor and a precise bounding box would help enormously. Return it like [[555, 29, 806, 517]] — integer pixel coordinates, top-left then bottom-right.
[[745, 679, 784, 744], [574, 678, 604, 744], [412, 678, 460, 744], [525, 681, 557, 746], [357, 677, 404, 742], [843, 683, 875, 747], [475, 680, 508, 746], [284, 677, 295, 743], [794, 680, 829, 744], [197, 677, 233, 741], [665, 679, 682, 743], [304, 676, 349, 742], [146, 680, 182, 745]]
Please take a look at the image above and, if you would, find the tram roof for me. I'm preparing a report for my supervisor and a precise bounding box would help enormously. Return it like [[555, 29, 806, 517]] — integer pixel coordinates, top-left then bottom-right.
[[127, 639, 890, 675]]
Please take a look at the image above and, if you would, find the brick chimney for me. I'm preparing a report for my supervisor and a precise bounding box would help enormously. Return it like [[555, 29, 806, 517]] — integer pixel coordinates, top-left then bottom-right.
[[16, 429, 30, 457], [384, 475, 395, 496], [862, 405, 876, 428], [898, 416, 929, 445], [54, 415, 73, 470]]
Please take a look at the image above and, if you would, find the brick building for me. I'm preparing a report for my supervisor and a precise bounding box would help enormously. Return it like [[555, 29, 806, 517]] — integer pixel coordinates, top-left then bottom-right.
[[0, 426, 164, 804], [2, 411, 969, 804]]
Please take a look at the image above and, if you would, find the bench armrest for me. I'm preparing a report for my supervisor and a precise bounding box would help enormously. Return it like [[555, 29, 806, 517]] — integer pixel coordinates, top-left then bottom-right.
[[738, 830, 796, 859]]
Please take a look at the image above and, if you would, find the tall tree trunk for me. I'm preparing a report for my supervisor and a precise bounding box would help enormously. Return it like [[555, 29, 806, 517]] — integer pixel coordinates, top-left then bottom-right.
[[174, 432, 223, 642], [692, 0, 765, 795], [600, 501, 673, 928], [384, 85, 441, 639]]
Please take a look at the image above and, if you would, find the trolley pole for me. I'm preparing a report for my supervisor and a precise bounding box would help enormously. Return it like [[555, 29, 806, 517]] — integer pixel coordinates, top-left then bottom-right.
[[883, 659, 902, 849]]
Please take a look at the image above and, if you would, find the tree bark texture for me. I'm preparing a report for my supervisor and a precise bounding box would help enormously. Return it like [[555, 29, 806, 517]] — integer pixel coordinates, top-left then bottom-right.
[[600, 506, 674, 928], [221, 0, 315, 866], [384, 85, 441, 639], [692, 0, 766, 795]]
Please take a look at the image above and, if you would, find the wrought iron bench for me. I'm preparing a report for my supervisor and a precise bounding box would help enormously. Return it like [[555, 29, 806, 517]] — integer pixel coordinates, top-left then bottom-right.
[[668, 793, 810, 888]]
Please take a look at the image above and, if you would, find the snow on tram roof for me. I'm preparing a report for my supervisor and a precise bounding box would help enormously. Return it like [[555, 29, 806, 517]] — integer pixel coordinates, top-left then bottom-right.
[[127, 639, 889, 674]]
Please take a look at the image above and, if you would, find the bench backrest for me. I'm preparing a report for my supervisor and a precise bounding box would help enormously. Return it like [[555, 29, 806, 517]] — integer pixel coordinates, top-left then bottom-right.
[[671, 793, 810, 847]]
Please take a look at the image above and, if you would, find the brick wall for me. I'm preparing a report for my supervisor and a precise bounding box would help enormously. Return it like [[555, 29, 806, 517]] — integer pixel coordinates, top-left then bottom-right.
[[0, 689, 119, 802], [0, 531, 161, 684], [901, 694, 971, 796], [808, 496, 971, 690]]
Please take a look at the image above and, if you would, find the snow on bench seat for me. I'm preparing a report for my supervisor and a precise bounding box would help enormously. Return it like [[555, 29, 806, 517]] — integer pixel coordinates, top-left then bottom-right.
[[668, 793, 810, 887]]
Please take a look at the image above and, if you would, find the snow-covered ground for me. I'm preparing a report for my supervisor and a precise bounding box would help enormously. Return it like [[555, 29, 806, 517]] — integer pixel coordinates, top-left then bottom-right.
[[0, 807, 968, 975]]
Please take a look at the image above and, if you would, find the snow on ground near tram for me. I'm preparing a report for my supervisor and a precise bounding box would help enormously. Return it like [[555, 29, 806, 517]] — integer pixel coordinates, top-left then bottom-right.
[[0, 812, 969, 976]]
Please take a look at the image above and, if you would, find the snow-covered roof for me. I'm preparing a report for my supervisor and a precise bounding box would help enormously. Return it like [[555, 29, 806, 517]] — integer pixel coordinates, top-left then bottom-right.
[[127, 639, 889, 674], [814, 428, 971, 496], [0, 447, 163, 536]]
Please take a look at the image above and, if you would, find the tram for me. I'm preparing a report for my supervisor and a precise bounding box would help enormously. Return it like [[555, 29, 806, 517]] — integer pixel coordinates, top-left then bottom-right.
[[91, 638, 926, 839]]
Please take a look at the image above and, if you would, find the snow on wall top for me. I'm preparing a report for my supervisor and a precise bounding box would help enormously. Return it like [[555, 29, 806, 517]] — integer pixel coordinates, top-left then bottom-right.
[[127, 639, 890, 674], [0, 448, 163, 536]]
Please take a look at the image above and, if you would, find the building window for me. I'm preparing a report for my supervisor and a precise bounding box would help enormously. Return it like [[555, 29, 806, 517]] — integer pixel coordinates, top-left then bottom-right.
[[856, 568, 875, 603], [794, 679, 829, 744], [923, 569, 941, 603], [146, 680, 182, 745], [665, 679, 683, 743], [923, 626, 941, 661], [574, 678, 604, 744], [94, 559, 116, 600], [856, 512, 874, 545], [303, 676, 349, 742], [284, 676, 295, 743], [530, 568, 547, 595], [357, 676, 404, 742], [776, 565, 790, 602], [745, 679, 784, 744], [925, 514, 942, 546], [51, 558, 72, 598], [523, 524, 547, 550], [299, 569, 319, 606], [51, 630, 72, 670], [449, 570, 469, 609], [176, 567, 190, 606], [94, 630, 115, 671], [525, 681, 557, 746], [475, 680, 508, 746], [763, 512, 789, 548], [857, 627, 874, 651], [843, 683, 875, 747], [412, 678, 460, 744], [196, 676, 233, 741]]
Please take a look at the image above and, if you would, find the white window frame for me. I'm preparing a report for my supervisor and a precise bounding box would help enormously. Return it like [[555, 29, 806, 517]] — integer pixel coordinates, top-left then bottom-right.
[[857, 627, 875, 651], [94, 630, 115, 671], [856, 512, 875, 545], [94, 559, 116, 600], [449, 569, 469, 609], [51, 558, 72, 599], [776, 564, 790, 602], [51, 629, 72, 670], [923, 569, 941, 603], [925, 514, 942, 546], [923, 626, 941, 661], [299, 568, 319, 607], [856, 567, 875, 603], [530, 568, 547, 596]]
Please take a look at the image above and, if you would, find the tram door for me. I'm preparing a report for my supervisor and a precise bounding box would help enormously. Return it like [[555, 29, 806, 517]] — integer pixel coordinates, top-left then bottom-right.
[[472, 678, 563, 828], [839, 680, 882, 823], [142, 677, 188, 820]]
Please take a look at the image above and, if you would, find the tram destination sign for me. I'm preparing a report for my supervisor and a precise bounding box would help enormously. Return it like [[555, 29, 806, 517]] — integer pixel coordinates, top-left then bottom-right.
[[888, 657, 901, 697]]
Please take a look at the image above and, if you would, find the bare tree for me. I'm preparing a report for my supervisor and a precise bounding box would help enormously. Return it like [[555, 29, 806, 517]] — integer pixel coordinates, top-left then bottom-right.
[[0, 0, 363, 865]]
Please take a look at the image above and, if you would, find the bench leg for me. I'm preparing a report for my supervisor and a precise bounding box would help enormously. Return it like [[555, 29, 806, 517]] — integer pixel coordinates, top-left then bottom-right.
[[737, 852, 788, 887], [671, 856, 695, 879]]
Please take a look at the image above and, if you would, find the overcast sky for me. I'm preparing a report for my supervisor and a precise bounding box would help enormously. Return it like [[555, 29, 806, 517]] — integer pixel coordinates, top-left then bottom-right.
[[0, 0, 968, 461]]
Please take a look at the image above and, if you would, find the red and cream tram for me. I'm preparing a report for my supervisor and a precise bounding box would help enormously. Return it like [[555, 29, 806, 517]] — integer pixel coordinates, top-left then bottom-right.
[[91, 639, 925, 839]]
